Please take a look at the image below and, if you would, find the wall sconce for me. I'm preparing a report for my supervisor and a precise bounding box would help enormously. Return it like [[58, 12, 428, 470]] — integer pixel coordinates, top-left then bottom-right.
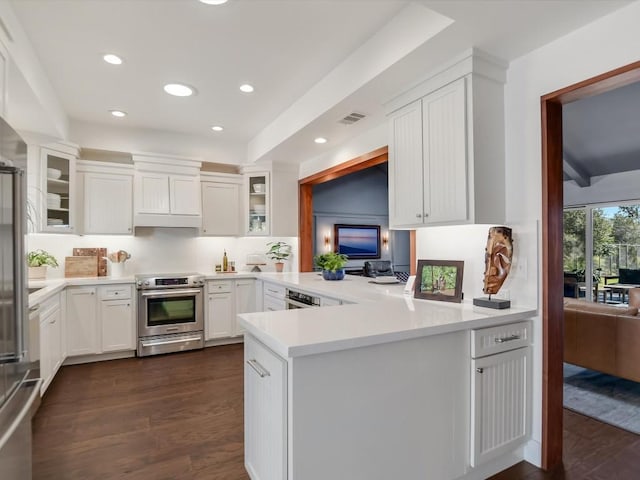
[[382, 233, 389, 249], [324, 234, 331, 250]]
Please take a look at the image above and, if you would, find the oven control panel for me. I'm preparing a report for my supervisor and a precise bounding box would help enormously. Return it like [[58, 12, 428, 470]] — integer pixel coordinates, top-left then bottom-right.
[[136, 274, 205, 289]]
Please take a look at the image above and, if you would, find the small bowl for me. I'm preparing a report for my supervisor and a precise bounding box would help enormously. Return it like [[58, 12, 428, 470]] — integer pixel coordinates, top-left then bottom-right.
[[253, 183, 265, 194], [47, 168, 62, 180], [47, 193, 61, 209]]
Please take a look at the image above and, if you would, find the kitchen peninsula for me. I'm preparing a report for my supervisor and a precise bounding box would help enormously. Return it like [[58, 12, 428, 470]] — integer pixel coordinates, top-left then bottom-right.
[[239, 273, 536, 480]]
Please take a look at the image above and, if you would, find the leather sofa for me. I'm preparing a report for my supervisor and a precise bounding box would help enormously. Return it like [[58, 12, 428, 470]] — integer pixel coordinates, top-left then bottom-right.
[[564, 296, 640, 382]]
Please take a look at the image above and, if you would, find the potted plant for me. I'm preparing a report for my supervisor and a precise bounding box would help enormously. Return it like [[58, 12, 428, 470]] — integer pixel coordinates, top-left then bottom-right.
[[314, 252, 349, 281], [27, 249, 58, 280], [266, 241, 291, 272]]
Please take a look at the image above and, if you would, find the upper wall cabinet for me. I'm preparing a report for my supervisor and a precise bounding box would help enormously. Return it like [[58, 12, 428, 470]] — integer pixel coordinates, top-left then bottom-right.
[[77, 160, 134, 235], [201, 172, 243, 236], [387, 49, 507, 229], [245, 171, 270, 236], [132, 153, 202, 228], [28, 142, 80, 234]]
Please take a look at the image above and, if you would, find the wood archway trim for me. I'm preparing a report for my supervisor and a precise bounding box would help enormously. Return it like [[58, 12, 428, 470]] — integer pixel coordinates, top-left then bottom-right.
[[541, 60, 640, 470], [298, 146, 389, 272]]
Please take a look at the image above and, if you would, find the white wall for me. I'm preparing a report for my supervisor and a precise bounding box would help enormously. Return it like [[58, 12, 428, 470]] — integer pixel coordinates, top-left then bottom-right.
[[28, 231, 298, 278], [504, 0, 640, 466], [564, 169, 640, 206]]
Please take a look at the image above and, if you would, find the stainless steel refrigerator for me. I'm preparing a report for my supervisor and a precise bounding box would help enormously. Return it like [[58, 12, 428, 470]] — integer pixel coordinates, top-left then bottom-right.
[[0, 116, 41, 479]]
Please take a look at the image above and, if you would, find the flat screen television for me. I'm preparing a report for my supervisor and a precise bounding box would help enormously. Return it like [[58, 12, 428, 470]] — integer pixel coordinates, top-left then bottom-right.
[[334, 224, 380, 259]]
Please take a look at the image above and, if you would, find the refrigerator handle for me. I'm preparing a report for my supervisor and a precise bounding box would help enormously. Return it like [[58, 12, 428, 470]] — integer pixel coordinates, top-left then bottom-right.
[[13, 169, 26, 362]]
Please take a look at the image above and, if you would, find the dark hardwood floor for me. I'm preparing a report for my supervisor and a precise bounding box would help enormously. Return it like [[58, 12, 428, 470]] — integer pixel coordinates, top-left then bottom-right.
[[34, 344, 640, 479]]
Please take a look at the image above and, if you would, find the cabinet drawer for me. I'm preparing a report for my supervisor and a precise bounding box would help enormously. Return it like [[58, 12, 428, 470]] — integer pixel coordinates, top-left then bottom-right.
[[208, 280, 233, 293], [263, 282, 285, 299], [38, 292, 61, 318], [264, 296, 286, 312], [99, 284, 133, 300], [471, 321, 531, 358]]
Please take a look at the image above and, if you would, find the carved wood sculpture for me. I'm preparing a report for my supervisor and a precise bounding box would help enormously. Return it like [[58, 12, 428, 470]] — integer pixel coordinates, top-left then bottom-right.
[[483, 226, 513, 296]]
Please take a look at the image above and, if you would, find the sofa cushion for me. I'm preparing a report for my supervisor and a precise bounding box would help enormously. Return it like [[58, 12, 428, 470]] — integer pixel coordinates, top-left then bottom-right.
[[564, 298, 638, 316]]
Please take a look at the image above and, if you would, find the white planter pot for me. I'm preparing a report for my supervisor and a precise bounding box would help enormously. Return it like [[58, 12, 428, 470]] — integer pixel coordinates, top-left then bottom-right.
[[28, 266, 47, 280]]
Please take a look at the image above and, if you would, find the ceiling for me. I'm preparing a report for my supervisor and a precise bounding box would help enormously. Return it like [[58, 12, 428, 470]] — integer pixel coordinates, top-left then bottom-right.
[[8, 0, 633, 166], [563, 80, 640, 186]]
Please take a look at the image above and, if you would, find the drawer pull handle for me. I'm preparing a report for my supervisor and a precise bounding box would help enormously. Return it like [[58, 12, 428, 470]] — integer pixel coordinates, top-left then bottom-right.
[[247, 359, 270, 378], [476, 368, 484, 374], [495, 334, 521, 343]]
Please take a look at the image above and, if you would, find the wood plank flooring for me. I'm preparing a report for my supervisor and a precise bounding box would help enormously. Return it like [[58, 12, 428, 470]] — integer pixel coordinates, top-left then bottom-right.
[[34, 344, 640, 479]]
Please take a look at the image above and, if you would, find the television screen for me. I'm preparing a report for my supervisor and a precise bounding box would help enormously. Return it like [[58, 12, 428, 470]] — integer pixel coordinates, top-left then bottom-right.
[[334, 224, 380, 259]]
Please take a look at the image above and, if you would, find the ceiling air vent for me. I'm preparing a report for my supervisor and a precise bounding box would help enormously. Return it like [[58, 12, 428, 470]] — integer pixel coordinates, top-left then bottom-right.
[[338, 112, 366, 125]]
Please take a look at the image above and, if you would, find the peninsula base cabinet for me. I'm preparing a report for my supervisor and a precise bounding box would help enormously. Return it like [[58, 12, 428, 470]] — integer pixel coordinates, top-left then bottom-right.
[[244, 324, 531, 480], [206, 279, 259, 340]]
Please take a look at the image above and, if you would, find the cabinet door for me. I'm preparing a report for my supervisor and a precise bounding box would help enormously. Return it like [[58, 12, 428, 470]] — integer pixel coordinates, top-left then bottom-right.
[[135, 172, 169, 214], [100, 299, 135, 352], [422, 77, 468, 224], [235, 279, 257, 335], [244, 335, 287, 480], [39, 316, 52, 393], [206, 292, 234, 340], [41, 147, 76, 233], [470, 347, 529, 467], [66, 287, 99, 356], [202, 182, 241, 235], [245, 172, 270, 235], [170, 175, 201, 215], [84, 173, 133, 234], [388, 99, 425, 227]]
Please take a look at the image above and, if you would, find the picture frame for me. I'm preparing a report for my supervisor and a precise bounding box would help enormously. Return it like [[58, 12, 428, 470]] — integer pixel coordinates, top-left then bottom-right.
[[414, 259, 464, 303]]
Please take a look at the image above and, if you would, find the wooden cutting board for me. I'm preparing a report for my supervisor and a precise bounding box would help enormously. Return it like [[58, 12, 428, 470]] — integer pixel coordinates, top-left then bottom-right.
[[73, 248, 107, 276], [65, 256, 98, 277]]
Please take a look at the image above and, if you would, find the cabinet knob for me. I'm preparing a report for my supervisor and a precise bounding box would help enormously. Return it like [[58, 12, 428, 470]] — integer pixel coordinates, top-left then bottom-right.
[[476, 368, 484, 374], [415, 213, 422, 218], [424, 213, 429, 218], [128, 228, 132, 232]]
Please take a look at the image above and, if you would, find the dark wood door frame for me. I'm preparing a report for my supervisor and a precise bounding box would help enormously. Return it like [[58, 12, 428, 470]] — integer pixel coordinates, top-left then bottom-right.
[[298, 146, 390, 272], [541, 60, 640, 470]]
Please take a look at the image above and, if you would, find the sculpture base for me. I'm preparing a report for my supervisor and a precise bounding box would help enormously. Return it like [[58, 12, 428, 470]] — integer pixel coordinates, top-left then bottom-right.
[[473, 297, 511, 309]]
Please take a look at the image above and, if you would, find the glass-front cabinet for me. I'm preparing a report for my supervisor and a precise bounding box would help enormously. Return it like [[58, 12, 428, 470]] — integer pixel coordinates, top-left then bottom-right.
[[40, 145, 77, 233], [245, 172, 270, 235]]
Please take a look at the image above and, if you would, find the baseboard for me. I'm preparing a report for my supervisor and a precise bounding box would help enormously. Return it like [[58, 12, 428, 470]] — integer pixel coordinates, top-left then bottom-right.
[[205, 337, 244, 347], [64, 350, 135, 365], [524, 439, 542, 467], [456, 449, 523, 480]]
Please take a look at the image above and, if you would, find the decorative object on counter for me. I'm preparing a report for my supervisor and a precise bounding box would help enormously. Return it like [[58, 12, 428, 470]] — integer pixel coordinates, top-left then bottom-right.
[[65, 256, 98, 278], [314, 252, 348, 281], [27, 249, 59, 280], [473, 226, 513, 309], [414, 259, 464, 303], [247, 253, 267, 272], [105, 250, 131, 278], [73, 247, 107, 276], [266, 241, 291, 272]]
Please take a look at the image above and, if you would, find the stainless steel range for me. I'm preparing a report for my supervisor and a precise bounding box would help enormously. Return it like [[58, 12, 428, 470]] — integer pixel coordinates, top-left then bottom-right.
[[136, 273, 205, 357]]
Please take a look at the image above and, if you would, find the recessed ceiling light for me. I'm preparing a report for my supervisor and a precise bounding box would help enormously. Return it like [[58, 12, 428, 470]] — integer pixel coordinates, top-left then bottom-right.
[[314, 137, 328, 144], [199, 0, 228, 4], [211, 125, 224, 132], [110, 110, 127, 117], [103, 54, 123, 65], [239, 84, 254, 93], [164, 83, 195, 97]]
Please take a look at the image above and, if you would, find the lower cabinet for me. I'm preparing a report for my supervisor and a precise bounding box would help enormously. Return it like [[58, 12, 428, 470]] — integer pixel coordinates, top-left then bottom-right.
[[263, 282, 286, 311], [244, 334, 287, 480], [39, 293, 63, 394], [66, 284, 135, 357], [206, 279, 258, 340], [235, 279, 257, 335]]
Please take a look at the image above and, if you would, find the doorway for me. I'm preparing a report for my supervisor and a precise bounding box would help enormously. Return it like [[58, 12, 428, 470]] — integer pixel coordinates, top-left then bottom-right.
[[541, 60, 640, 469]]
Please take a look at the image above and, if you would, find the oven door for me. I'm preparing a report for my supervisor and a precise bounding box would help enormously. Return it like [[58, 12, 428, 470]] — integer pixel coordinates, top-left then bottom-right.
[[138, 288, 204, 337], [285, 298, 317, 309]]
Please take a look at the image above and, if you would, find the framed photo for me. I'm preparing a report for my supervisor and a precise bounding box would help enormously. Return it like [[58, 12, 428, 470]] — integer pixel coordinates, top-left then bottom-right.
[[414, 259, 464, 303]]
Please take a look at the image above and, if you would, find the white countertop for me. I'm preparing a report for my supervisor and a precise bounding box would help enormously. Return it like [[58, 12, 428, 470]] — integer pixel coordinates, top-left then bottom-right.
[[28, 276, 135, 305], [239, 273, 537, 358]]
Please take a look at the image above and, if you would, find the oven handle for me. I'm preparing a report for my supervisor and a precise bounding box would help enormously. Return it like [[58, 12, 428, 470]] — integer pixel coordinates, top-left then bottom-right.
[[140, 335, 202, 347], [140, 288, 202, 298], [285, 298, 318, 309]]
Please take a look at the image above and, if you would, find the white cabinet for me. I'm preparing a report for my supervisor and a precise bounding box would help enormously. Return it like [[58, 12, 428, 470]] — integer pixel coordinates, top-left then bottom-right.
[[67, 284, 136, 357], [77, 161, 134, 234], [244, 335, 287, 480], [201, 173, 242, 236], [470, 321, 531, 467], [39, 293, 64, 394], [39, 143, 79, 233], [245, 171, 270, 235], [132, 153, 202, 228], [235, 279, 257, 335], [0, 39, 7, 117], [66, 286, 98, 356], [206, 281, 235, 340], [263, 282, 286, 311], [99, 285, 135, 352], [387, 51, 506, 228]]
